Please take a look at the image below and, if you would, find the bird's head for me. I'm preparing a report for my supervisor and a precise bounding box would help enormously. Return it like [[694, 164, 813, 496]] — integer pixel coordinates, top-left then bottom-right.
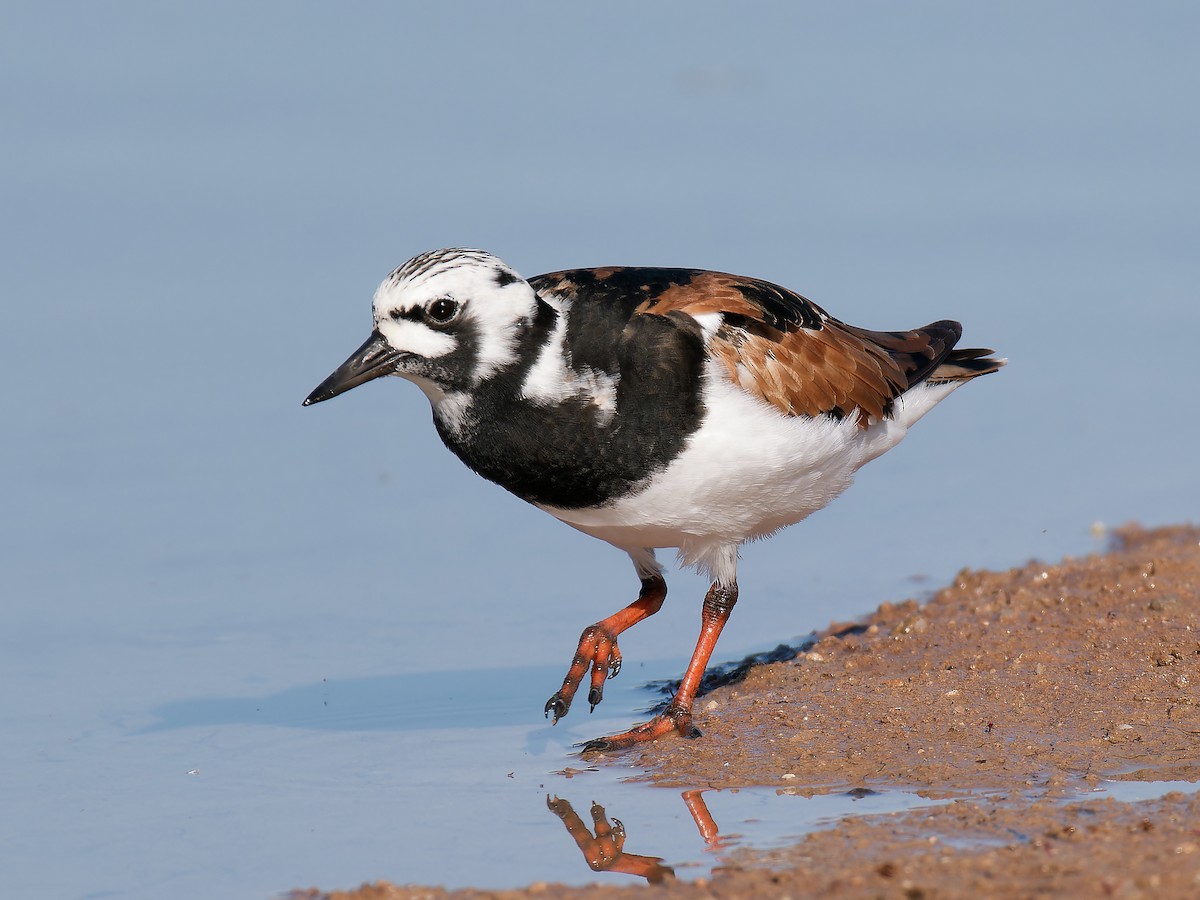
[[303, 248, 541, 408]]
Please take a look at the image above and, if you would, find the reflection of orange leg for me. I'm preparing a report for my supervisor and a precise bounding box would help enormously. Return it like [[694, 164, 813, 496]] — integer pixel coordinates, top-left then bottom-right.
[[545, 575, 667, 723], [581, 581, 738, 753], [681, 789, 720, 845], [546, 795, 674, 884]]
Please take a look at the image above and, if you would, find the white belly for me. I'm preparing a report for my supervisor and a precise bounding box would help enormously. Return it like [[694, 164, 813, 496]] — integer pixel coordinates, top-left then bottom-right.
[[538, 360, 961, 582]]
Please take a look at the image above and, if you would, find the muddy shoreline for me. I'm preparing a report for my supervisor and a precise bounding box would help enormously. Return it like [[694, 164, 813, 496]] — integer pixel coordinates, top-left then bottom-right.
[[295, 523, 1200, 899]]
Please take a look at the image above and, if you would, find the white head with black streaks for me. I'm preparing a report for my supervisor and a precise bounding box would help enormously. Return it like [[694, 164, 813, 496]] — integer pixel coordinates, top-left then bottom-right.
[[371, 248, 539, 394], [303, 248, 543, 427]]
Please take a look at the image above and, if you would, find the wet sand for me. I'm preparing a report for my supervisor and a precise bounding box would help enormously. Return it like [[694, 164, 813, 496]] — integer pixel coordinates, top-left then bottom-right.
[[294, 523, 1200, 899]]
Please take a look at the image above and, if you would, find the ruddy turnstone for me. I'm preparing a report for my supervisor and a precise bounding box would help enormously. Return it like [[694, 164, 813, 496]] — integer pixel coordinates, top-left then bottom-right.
[[304, 248, 1003, 752]]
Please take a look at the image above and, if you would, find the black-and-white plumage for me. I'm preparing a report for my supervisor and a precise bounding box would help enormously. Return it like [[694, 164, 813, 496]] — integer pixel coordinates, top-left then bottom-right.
[[304, 248, 1003, 751]]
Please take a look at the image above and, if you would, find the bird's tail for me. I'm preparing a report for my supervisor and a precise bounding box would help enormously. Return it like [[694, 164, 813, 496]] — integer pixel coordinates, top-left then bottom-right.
[[926, 347, 1006, 383]]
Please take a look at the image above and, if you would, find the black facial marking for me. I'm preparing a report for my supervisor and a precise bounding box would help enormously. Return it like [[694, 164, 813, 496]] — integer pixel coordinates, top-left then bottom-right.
[[390, 307, 425, 322], [399, 319, 478, 394], [494, 269, 519, 287]]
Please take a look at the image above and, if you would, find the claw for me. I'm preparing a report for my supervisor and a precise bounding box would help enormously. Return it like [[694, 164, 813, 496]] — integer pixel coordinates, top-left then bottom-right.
[[545, 578, 667, 729], [546, 624, 623, 721], [545, 694, 569, 723]]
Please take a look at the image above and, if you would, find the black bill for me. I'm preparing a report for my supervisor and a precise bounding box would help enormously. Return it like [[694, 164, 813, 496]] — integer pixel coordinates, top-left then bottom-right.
[[303, 330, 401, 406]]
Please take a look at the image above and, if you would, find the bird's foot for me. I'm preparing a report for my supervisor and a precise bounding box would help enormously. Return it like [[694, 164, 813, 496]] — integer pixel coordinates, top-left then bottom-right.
[[576, 705, 701, 754], [545, 623, 623, 723]]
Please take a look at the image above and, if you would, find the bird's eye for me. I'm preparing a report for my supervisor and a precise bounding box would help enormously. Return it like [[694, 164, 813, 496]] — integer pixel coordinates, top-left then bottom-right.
[[427, 298, 459, 323]]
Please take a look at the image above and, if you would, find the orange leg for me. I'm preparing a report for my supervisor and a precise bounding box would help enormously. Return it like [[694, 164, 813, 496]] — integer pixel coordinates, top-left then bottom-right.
[[545, 575, 667, 723], [580, 580, 738, 753], [546, 795, 674, 884], [681, 789, 721, 845]]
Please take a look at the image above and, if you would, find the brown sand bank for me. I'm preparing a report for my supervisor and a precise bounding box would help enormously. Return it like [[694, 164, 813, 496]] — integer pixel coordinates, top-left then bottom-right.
[[296, 523, 1200, 899]]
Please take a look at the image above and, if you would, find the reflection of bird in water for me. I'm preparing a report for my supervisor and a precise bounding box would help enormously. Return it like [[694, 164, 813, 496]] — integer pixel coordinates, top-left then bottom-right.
[[547, 790, 725, 884], [681, 788, 722, 847], [305, 249, 1003, 751], [547, 796, 674, 884]]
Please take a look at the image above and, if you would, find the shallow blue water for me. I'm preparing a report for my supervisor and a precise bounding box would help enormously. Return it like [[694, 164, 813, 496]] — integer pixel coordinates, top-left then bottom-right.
[[2, 3, 1198, 898]]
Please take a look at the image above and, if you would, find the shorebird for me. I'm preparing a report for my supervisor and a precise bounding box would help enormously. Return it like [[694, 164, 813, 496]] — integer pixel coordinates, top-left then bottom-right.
[[304, 248, 1003, 751]]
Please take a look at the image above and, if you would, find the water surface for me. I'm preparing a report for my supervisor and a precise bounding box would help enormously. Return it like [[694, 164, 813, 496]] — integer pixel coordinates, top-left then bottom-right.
[[2, 3, 1198, 897]]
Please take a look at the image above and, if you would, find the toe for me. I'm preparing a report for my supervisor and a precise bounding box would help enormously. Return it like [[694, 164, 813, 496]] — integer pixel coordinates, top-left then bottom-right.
[[544, 694, 570, 723]]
